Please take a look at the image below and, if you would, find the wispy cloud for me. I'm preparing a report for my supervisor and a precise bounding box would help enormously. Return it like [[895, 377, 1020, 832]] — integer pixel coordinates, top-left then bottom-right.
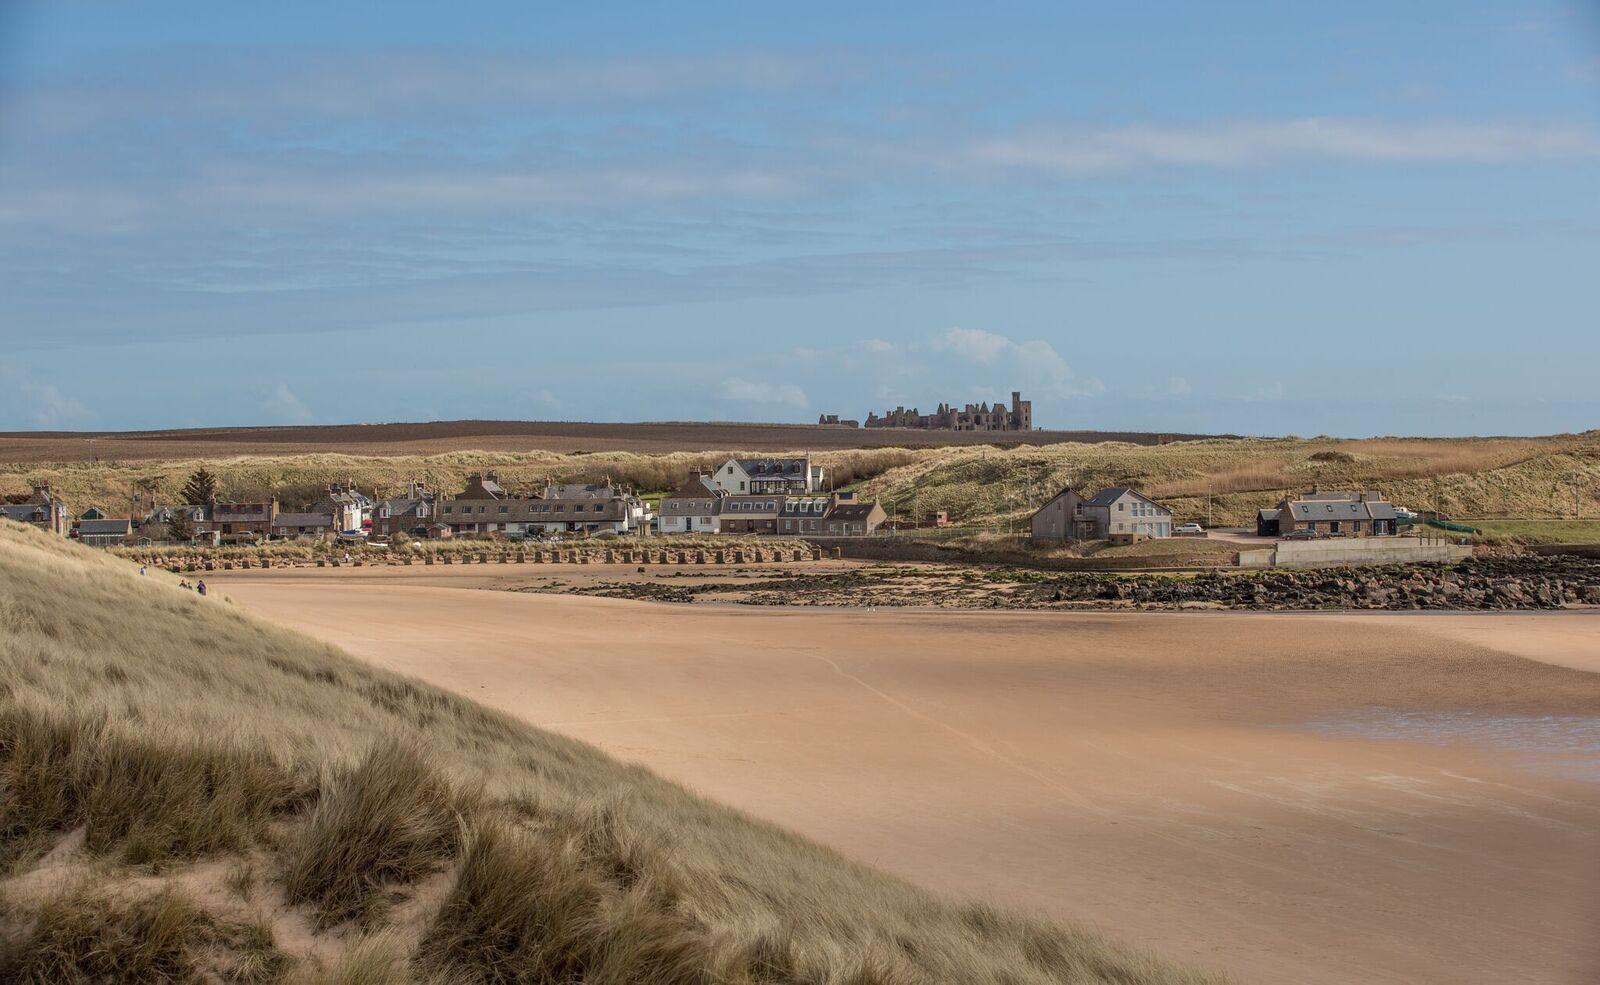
[[717, 377, 809, 408], [0, 363, 92, 427], [260, 382, 314, 424], [929, 328, 1102, 399], [967, 119, 1600, 173]]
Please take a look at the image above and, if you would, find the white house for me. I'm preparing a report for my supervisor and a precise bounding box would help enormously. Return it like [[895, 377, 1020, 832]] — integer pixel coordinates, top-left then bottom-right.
[[709, 456, 826, 495], [659, 472, 723, 534]]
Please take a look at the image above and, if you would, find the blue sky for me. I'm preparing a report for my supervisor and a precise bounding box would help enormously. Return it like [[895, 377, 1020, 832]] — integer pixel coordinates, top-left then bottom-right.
[[2, 2, 1598, 436]]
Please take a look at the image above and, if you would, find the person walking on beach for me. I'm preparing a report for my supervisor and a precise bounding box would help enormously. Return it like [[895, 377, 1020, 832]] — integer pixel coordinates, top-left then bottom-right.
[[196, 579, 207, 596]]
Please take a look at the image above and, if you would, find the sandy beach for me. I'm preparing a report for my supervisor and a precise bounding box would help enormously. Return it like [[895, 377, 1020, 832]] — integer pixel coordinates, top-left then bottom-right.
[[211, 566, 1600, 985]]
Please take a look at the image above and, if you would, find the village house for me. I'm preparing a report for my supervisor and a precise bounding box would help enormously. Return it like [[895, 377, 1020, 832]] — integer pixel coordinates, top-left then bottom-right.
[[203, 500, 278, 544], [1, 485, 71, 536], [710, 456, 826, 495], [312, 482, 374, 534], [137, 505, 207, 542], [438, 472, 650, 537], [1030, 486, 1172, 542], [716, 494, 783, 535], [658, 472, 724, 535], [820, 493, 887, 536], [778, 495, 831, 536], [271, 513, 336, 540], [1264, 489, 1398, 538], [74, 518, 133, 548], [369, 482, 435, 539], [530, 482, 650, 536]]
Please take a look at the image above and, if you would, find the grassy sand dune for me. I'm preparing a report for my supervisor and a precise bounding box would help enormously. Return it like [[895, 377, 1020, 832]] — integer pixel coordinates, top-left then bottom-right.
[[8, 433, 1595, 535], [0, 521, 1219, 983], [859, 433, 1600, 527]]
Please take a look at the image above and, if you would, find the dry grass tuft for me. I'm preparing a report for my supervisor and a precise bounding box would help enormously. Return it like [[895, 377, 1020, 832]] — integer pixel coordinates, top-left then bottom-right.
[[0, 704, 302, 867], [419, 815, 717, 985], [283, 740, 468, 927], [0, 882, 282, 984]]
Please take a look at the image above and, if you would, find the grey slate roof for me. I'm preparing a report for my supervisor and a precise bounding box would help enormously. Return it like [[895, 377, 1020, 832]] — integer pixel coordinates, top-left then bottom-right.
[[827, 503, 880, 522], [376, 496, 431, 517], [1084, 486, 1133, 507], [1283, 497, 1396, 522], [735, 458, 809, 481], [780, 496, 830, 516], [76, 519, 131, 536], [1, 505, 49, 523], [720, 495, 782, 516], [1084, 487, 1167, 511], [273, 513, 335, 528]]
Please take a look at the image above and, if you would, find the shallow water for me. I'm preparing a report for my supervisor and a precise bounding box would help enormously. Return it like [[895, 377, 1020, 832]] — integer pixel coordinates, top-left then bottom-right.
[[1293, 707, 1600, 782]]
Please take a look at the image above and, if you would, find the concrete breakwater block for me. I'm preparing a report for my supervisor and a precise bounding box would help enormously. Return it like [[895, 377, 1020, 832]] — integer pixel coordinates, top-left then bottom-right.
[[316, 559, 327, 567], [442, 555, 454, 564]]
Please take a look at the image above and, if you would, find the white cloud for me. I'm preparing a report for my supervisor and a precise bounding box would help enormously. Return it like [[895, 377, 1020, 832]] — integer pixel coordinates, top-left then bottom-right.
[[929, 328, 1101, 399], [717, 377, 808, 408], [0, 364, 92, 427], [932, 327, 1013, 363], [968, 119, 1600, 173], [260, 382, 314, 424]]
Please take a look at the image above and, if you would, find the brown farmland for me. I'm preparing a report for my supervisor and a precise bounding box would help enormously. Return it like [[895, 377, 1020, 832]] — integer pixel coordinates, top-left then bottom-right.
[[212, 564, 1600, 985], [0, 419, 1221, 463]]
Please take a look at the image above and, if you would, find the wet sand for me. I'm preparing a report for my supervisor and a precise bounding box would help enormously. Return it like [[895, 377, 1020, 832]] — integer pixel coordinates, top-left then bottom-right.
[[212, 566, 1600, 985]]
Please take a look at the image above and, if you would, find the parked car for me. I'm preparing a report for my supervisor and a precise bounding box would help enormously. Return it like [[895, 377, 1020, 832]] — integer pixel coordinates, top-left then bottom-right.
[[1394, 507, 1418, 521], [1174, 522, 1204, 535], [1283, 528, 1322, 541]]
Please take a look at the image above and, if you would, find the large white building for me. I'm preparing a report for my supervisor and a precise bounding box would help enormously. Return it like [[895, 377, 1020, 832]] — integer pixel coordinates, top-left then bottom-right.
[[709, 456, 826, 495]]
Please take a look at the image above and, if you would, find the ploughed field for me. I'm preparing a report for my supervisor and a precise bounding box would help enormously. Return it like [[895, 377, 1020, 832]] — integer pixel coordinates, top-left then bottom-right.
[[0, 419, 1211, 462], [213, 563, 1600, 985]]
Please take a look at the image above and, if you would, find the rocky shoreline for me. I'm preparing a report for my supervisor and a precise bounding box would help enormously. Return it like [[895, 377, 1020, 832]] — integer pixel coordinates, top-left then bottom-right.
[[533, 555, 1600, 611]]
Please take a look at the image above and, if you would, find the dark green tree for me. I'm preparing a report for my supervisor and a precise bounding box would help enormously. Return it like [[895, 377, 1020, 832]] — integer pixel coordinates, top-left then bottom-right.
[[165, 508, 194, 543], [180, 468, 219, 507]]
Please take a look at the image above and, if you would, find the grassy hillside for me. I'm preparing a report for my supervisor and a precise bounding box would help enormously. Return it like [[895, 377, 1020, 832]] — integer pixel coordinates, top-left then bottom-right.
[[6, 433, 1596, 534], [0, 521, 1219, 984], [858, 433, 1600, 528], [0, 448, 927, 514]]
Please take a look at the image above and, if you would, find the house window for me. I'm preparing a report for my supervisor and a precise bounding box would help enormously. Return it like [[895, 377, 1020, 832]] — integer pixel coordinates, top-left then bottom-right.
[[1119, 503, 1126, 511], [498, 506, 508, 514], [739, 482, 746, 491]]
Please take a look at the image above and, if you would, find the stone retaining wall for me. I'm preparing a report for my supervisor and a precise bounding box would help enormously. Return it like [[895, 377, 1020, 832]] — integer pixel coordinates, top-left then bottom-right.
[[139, 545, 826, 573], [1270, 538, 1473, 569]]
